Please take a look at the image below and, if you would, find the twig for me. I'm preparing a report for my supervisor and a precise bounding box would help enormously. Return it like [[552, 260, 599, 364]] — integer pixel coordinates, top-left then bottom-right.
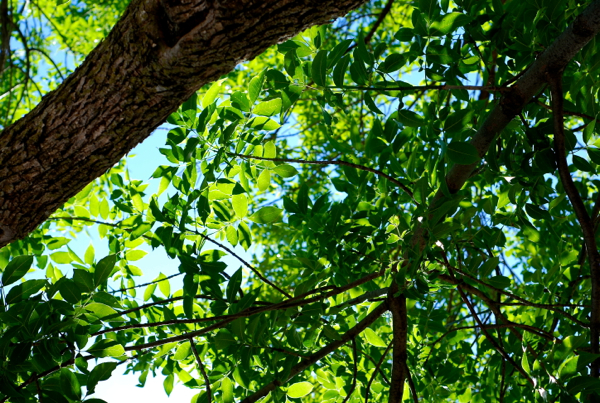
[[448, 266, 535, 386], [191, 229, 291, 298], [388, 283, 407, 403], [240, 302, 389, 403], [189, 337, 212, 403], [548, 71, 600, 378], [229, 153, 417, 204], [365, 341, 393, 403], [405, 362, 418, 403], [364, 0, 394, 44], [342, 338, 358, 403]]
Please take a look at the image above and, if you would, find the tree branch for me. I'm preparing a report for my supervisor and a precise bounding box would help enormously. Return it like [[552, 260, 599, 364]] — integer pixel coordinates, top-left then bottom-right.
[[548, 71, 600, 378], [240, 301, 389, 403], [190, 337, 212, 403], [229, 153, 417, 204]]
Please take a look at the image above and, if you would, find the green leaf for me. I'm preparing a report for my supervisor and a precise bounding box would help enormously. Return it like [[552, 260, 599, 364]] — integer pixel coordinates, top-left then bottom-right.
[[287, 382, 313, 398], [559, 356, 579, 380], [248, 116, 281, 131], [248, 70, 266, 104], [2, 255, 34, 286], [164, 374, 174, 396], [202, 80, 223, 108], [380, 53, 406, 73], [430, 12, 470, 35], [87, 339, 125, 358], [487, 275, 511, 289], [396, 110, 425, 127], [588, 148, 600, 164], [157, 273, 171, 297], [144, 283, 157, 301], [446, 142, 479, 165], [333, 55, 350, 87], [226, 268, 243, 303], [173, 343, 191, 361], [264, 141, 277, 158], [364, 328, 387, 347], [253, 98, 282, 116], [249, 206, 283, 224], [273, 164, 298, 178], [5, 279, 46, 304], [312, 50, 328, 86], [222, 377, 234, 403], [327, 39, 353, 69], [257, 169, 271, 191], [94, 254, 117, 286], [59, 279, 82, 303], [364, 93, 383, 114], [60, 368, 81, 401], [232, 194, 249, 218], [87, 362, 118, 394], [84, 302, 119, 319]]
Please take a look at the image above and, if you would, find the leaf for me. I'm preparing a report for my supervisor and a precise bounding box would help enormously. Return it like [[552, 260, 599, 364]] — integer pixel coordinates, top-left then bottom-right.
[[249, 206, 283, 224], [94, 254, 117, 286], [5, 279, 46, 304], [364, 328, 387, 347], [287, 382, 313, 398], [157, 272, 171, 297], [487, 275, 511, 289], [312, 50, 328, 86], [87, 339, 125, 358], [248, 116, 281, 131], [222, 377, 234, 403], [87, 362, 118, 394], [327, 39, 353, 69], [164, 374, 174, 396], [263, 141, 277, 158], [232, 194, 249, 218], [430, 12, 470, 35], [248, 70, 266, 104], [257, 169, 271, 191], [446, 142, 479, 165], [202, 80, 223, 108], [173, 343, 191, 361], [559, 356, 579, 380], [226, 268, 243, 303], [84, 302, 119, 319], [273, 164, 298, 178], [144, 283, 157, 301], [364, 93, 383, 114], [2, 255, 34, 286], [253, 98, 282, 116], [380, 53, 405, 73], [396, 110, 425, 127], [60, 368, 81, 401], [333, 55, 350, 87]]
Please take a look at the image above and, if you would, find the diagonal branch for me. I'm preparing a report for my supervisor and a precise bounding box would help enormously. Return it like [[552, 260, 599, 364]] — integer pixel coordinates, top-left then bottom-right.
[[548, 71, 600, 378], [387, 283, 407, 403], [189, 337, 212, 403], [240, 301, 389, 403]]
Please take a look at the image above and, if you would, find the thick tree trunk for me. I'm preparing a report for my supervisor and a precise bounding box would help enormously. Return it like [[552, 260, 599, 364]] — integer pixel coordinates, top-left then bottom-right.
[[0, 0, 367, 247]]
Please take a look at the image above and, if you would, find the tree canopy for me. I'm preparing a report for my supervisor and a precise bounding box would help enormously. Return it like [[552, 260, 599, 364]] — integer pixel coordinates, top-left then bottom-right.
[[2, 0, 600, 402]]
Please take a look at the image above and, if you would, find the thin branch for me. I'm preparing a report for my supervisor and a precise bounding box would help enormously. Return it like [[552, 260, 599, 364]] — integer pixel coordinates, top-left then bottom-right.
[[190, 229, 292, 298], [448, 266, 535, 386], [405, 362, 418, 403], [365, 341, 393, 403], [364, 0, 394, 44], [118, 269, 386, 351], [342, 338, 358, 403], [240, 301, 389, 403], [549, 71, 600, 378], [436, 260, 587, 328], [229, 153, 417, 204], [189, 337, 212, 403], [388, 283, 407, 403], [328, 84, 508, 93]]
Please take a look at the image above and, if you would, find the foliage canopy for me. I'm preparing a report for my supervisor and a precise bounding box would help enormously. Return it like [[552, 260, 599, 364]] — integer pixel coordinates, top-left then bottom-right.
[[2, 0, 600, 402]]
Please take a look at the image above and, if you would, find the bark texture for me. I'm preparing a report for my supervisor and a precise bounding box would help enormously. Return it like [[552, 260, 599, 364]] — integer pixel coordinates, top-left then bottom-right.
[[0, 0, 367, 247]]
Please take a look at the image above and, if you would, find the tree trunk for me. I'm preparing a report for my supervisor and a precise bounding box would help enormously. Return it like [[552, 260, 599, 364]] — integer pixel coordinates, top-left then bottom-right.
[[0, 0, 367, 247]]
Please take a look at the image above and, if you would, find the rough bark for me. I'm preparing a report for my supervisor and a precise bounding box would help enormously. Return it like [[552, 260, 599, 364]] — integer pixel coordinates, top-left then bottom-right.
[[0, 0, 367, 247]]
